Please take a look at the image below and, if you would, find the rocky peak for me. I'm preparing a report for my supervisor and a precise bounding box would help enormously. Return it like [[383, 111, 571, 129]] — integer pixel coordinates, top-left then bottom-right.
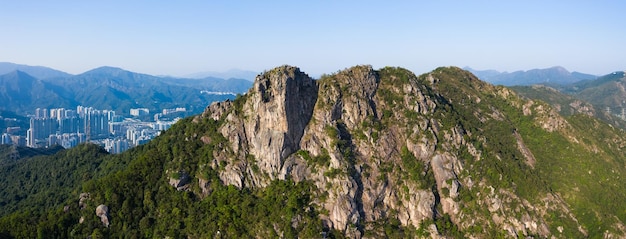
[[318, 65, 380, 127], [191, 65, 625, 238], [204, 65, 319, 187], [244, 65, 318, 174]]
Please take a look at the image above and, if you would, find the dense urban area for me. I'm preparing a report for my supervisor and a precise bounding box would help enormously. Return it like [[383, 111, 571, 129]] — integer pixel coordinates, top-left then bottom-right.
[[1, 106, 184, 154]]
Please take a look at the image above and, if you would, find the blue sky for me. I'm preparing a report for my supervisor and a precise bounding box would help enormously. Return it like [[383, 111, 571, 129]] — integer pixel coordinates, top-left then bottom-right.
[[1, 1, 625, 76]]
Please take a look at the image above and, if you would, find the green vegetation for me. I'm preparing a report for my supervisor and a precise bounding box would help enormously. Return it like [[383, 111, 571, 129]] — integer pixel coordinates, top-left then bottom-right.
[[297, 149, 330, 167], [0, 115, 334, 238], [0, 143, 108, 217], [400, 145, 428, 188], [0, 144, 63, 164]]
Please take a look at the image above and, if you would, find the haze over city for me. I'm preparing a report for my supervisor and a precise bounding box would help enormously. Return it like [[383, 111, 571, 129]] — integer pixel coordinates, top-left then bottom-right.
[[1, 1, 625, 77]]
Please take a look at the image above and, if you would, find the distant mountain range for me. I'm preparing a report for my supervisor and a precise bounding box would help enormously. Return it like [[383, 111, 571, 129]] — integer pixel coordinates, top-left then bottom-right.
[[3, 61, 624, 124], [465, 66, 597, 86], [0, 62, 72, 79], [0, 63, 254, 115]]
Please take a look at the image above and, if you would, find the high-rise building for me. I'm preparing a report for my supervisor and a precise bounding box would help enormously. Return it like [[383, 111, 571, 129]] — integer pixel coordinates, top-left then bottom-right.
[[59, 117, 80, 134], [1, 133, 11, 145], [26, 128, 34, 147], [27, 117, 59, 147], [130, 108, 149, 116], [105, 110, 115, 121], [50, 108, 66, 121], [65, 109, 77, 119], [114, 139, 129, 154], [104, 138, 130, 154], [84, 110, 109, 139], [35, 108, 43, 119]]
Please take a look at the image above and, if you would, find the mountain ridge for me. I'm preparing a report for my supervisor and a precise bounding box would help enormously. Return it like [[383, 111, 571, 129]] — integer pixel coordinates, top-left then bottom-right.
[[0, 70, 78, 112], [0, 62, 73, 79], [0, 65, 252, 115], [1, 65, 626, 238], [465, 66, 597, 86]]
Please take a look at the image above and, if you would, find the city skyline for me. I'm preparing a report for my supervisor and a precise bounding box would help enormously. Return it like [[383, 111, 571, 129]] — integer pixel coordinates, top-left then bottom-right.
[[2, 104, 181, 154], [1, 1, 624, 77]]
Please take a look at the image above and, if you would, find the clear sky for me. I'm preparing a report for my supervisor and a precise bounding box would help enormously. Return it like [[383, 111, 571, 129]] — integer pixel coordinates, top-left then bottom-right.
[[1, 1, 625, 77]]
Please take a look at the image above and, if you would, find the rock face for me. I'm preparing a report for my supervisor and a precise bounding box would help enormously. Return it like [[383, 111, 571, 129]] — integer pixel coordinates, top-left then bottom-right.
[[95, 204, 110, 227], [190, 65, 624, 238], [242, 66, 317, 181], [168, 170, 191, 191], [79, 192, 90, 210], [204, 65, 318, 188]]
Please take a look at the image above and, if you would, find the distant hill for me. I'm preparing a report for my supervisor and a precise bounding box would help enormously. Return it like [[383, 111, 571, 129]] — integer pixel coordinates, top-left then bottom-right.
[[560, 71, 626, 114], [0, 62, 73, 79], [465, 66, 597, 86], [0, 64, 253, 115], [509, 84, 626, 128], [0, 71, 77, 114]]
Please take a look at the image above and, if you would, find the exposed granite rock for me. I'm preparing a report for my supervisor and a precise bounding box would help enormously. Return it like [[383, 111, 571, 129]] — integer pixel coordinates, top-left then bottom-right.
[[430, 154, 461, 216], [79, 192, 90, 210], [514, 129, 536, 167], [242, 66, 318, 179], [96, 204, 110, 227], [168, 170, 191, 191]]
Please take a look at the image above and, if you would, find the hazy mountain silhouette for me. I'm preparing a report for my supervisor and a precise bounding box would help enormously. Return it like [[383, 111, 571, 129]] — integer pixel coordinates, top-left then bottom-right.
[[465, 66, 596, 86], [0, 62, 73, 79]]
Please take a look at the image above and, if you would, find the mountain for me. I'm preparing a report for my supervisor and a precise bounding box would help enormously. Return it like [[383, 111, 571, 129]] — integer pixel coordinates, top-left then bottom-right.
[[0, 62, 73, 79], [0, 66, 252, 115], [508, 84, 626, 128], [0, 71, 78, 113], [560, 71, 626, 114], [53, 67, 231, 114], [466, 66, 597, 86], [1, 65, 626, 238]]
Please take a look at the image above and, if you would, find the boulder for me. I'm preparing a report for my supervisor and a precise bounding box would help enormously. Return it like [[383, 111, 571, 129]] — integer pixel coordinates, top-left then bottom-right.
[[95, 204, 110, 227]]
